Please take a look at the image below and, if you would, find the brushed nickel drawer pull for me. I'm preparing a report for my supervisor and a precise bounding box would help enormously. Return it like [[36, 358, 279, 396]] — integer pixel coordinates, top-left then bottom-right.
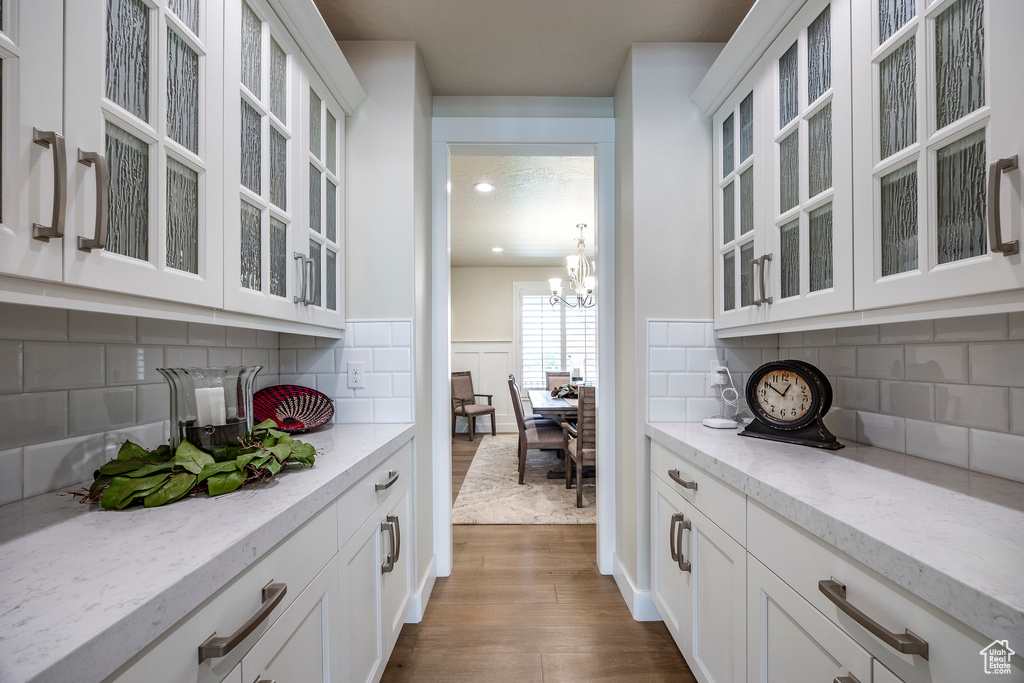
[[253, 679, 276, 683], [669, 512, 683, 562], [818, 579, 929, 659], [375, 470, 399, 491], [381, 519, 397, 573], [834, 674, 861, 683], [390, 514, 401, 561], [32, 128, 67, 242], [668, 469, 697, 490], [988, 155, 1019, 255], [198, 581, 287, 663], [676, 514, 692, 573]]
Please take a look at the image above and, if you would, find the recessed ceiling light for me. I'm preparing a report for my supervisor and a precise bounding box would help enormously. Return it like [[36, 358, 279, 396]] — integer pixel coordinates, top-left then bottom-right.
[[491, 246, 504, 253], [474, 182, 495, 193]]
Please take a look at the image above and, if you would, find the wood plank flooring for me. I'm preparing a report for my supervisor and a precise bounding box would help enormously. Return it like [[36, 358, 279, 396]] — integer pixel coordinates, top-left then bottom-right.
[[382, 519, 696, 682], [451, 433, 480, 503]]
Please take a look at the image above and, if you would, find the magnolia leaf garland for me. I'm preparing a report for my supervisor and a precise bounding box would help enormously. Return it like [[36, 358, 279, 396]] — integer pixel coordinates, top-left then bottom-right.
[[85, 419, 317, 509]]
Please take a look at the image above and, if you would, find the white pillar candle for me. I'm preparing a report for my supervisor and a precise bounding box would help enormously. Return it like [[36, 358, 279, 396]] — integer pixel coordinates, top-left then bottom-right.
[[195, 387, 227, 426]]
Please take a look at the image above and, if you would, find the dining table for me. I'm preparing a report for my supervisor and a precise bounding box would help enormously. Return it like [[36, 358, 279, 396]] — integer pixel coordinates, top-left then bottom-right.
[[526, 389, 589, 479]]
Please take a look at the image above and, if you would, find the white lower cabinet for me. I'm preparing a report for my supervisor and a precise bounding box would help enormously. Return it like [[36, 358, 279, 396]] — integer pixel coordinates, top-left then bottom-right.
[[747, 553, 872, 683], [652, 475, 692, 650], [242, 555, 341, 683]]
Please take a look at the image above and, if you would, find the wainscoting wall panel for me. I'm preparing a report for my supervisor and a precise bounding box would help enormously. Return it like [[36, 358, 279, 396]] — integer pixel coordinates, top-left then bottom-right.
[[451, 341, 521, 433]]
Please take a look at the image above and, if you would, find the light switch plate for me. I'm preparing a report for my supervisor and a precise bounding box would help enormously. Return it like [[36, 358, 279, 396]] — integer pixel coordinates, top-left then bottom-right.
[[347, 361, 364, 388]]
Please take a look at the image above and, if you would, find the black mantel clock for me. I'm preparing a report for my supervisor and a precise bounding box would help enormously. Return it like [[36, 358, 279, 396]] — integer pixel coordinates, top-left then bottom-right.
[[740, 359, 844, 450]]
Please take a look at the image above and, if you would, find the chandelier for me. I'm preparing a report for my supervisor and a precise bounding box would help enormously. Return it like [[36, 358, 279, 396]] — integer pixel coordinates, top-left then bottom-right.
[[549, 224, 595, 309]]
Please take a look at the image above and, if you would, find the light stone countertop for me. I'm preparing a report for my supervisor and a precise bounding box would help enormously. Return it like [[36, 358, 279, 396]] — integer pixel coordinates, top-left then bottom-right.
[[646, 422, 1024, 645], [0, 423, 416, 683]]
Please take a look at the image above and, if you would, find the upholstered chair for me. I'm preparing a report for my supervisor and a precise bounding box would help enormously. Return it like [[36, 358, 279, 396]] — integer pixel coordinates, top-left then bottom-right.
[[562, 384, 596, 507], [546, 371, 571, 391], [451, 371, 495, 441], [508, 375, 565, 484]]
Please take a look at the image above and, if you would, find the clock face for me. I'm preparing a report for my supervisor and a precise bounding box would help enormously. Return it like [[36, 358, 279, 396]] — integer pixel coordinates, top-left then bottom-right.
[[754, 368, 814, 424]]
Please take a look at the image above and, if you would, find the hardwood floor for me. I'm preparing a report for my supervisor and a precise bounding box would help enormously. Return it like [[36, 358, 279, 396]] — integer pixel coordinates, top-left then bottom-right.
[[451, 434, 481, 503], [382, 523, 696, 682]]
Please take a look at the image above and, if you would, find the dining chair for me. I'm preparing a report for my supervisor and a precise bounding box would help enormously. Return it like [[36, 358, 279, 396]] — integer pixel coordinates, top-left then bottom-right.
[[451, 371, 495, 442], [508, 375, 565, 485], [546, 371, 571, 390], [562, 384, 596, 507]]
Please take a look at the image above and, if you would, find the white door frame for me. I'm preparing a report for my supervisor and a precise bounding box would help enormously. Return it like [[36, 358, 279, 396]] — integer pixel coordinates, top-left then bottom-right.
[[431, 117, 616, 576]]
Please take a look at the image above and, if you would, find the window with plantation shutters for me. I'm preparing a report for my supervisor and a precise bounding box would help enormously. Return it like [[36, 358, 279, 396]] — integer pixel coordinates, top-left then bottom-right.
[[517, 284, 597, 389]]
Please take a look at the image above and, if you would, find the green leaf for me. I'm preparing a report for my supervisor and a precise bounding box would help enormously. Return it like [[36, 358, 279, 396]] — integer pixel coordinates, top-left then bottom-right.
[[117, 440, 150, 461], [144, 472, 197, 507], [100, 477, 129, 509], [250, 453, 274, 469], [267, 428, 290, 440], [267, 443, 293, 462], [253, 418, 277, 431], [289, 442, 316, 464], [196, 460, 240, 484], [261, 458, 281, 475], [124, 461, 176, 478], [235, 453, 255, 470], [173, 441, 215, 474], [206, 469, 247, 496], [114, 473, 171, 509], [98, 458, 146, 476], [89, 474, 114, 498], [151, 444, 173, 461]]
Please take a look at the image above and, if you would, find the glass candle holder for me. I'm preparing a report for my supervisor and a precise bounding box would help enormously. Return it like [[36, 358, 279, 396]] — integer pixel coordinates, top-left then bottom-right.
[[158, 366, 263, 450]]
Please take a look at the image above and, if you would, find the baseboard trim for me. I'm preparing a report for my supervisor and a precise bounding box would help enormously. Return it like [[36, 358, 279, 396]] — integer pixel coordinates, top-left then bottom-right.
[[405, 554, 437, 623], [612, 552, 662, 622]]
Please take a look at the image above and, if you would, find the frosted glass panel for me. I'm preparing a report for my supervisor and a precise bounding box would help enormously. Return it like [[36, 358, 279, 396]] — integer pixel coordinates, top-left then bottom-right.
[[881, 163, 918, 276], [723, 252, 736, 311], [168, 0, 198, 34], [740, 242, 755, 307], [809, 204, 834, 291], [270, 38, 287, 123], [808, 7, 831, 103], [740, 168, 754, 235], [241, 100, 261, 194], [270, 217, 287, 297], [241, 2, 261, 97], [723, 181, 735, 244], [879, 0, 915, 44], [240, 201, 261, 290], [309, 89, 321, 158], [326, 111, 338, 173], [722, 114, 735, 177], [105, 122, 149, 261], [309, 240, 322, 307], [740, 93, 754, 161], [325, 181, 337, 242], [936, 0, 984, 130], [270, 127, 286, 209], [167, 29, 199, 153], [780, 220, 800, 299], [779, 132, 799, 213], [106, 0, 150, 122], [808, 104, 832, 197], [309, 165, 321, 234], [326, 249, 337, 311], [880, 37, 916, 159], [937, 129, 986, 264], [166, 157, 198, 274], [778, 43, 799, 126]]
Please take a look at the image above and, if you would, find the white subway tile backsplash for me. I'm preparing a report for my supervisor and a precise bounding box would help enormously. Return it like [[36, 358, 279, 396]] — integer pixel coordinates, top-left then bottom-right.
[[969, 429, 1024, 484], [785, 347, 818, 365], [969, 342, 1024, 387], [686, 347, 723, 372], [374, 398, 412, 423], [335, 398, 374, 424], [879, 380, 934, 421], [905, 344, 968, 384], [934, 314, 1008, 342], [836, 377, 879, 412], [225, 327, 257, 348], [0, 303, 67, 341], [724, 347, 763, 375], [208, 347, 243, 367], [1013, 389, 1024, 436], [257, 329, 280, 349], [650, 348, 688, 373], [0, 392, 67, 448], [802, 329, 836, 347], [337, 347, 373, 371], [743, 334, 779, 348], [778, 332, 802, 348], [352, 323, 391, 348], [857, 412, 905, 452], [822, 407, 857, 441], [187, 323, 226, 347], [137, 318, 188, 345], [296, 348, 336, 374], [392, 373, 412, 398], [856, 345, 903, 380], [650, 372, 668, 397], [70, 311, 136, 343], [0, 448, 23, 505], [23, 434, 106, 497], [24, 342, 104, 391], [0, 341, 23, 394], [818, 346, 856, 377], [837, 325, 878, 346], [392, 321, 412, 347], [668, 373, 705, 398], [1010, 312, 1024, 340], [279, 333, 317, 349], [650, 397, 687, 422], [905, 419, 969, 469], [373, 348, 411, 372], [164, 345, 208, 368], [314, 374, 352, 399], [359, 373, 393, 398], [278, 349, 297, 374], [279, 373, 317, 388], [137, 383, 170, 424], [668, 322, 706, 348], [106, 345, 164, 386], [935, 384, 1009, 432], [649, 322, 668, 347], [879, 320, 933, 344], [241, 348, 273, 369], [69, 387, 136, 435], [686, 398, 721, 423]]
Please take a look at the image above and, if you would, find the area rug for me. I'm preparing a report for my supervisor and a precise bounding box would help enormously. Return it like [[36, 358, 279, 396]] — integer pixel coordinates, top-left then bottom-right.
[[452, 434, 596, 524]]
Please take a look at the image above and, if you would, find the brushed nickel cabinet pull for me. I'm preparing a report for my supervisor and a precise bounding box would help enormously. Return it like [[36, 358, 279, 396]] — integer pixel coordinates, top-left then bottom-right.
[[669, 512, 684, 562], [77, 150, 109, 251], [676, 514, 692, 573], [834, 674, 861, 683], [668, 469, 698, 490], [988, 156, 1019, 255], [381, 519, 397, 573], [31, 128, 67, 242], [197, 581, 287, 663], [389, 514, 401, 561], [819, 579, 929, 659], [757, 254, 773, 305], [253, 679, 276, 683], [375, 470, 399, 491]]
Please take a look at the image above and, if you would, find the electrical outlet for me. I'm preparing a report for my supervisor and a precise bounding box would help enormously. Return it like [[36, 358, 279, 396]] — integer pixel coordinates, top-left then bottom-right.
[[347, 361, 364, 388], [707, 359, 728, 388]]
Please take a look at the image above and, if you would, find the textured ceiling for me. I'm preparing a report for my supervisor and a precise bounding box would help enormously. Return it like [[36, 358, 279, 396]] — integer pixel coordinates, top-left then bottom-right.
[[314, 0, 755, 96], [450, 155, 595, 267]]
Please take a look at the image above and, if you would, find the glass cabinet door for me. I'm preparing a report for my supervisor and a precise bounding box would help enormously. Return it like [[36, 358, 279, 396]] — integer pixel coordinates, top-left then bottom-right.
[[852, 0, 1024, 309], [63, 0, 223, 306], [0, 0, 65, 282], [715, 65, 769, 329], [762, 0, 853, 321]]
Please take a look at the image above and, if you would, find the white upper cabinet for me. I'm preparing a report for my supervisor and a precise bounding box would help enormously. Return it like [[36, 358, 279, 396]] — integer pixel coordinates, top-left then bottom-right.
[[852, 0, 1024, 310], [64, 0, 224, 307]]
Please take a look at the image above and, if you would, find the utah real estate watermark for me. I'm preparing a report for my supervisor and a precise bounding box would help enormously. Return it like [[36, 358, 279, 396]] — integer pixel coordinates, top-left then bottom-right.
[[980, 640, 1015, 675]]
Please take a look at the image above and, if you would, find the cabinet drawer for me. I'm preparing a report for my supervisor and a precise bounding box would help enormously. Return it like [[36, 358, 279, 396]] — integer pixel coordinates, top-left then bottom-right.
[[651, 439, 745, 545], [338, 440, 413, 548], [747, 500, 1023, 683], [106, 502, 338, 683]]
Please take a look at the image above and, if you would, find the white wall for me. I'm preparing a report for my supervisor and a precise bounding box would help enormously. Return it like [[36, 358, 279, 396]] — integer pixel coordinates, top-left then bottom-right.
[[451, 266, 565, 341], [613, 43, 722, 615]]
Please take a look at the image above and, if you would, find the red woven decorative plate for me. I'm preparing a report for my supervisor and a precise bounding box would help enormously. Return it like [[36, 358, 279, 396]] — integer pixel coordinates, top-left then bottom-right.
[[254, 385, 334, 433]]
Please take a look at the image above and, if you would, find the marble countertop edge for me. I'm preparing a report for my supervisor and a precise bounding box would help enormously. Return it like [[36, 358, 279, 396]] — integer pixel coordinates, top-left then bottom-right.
[[645, 421, 1024, 644]]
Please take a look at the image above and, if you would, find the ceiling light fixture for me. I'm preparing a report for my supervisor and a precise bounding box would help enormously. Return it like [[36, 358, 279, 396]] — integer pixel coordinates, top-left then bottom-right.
[[474, 182, 495, 193], [491, 246, 504, 253], [549, 224, 596, 309]]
